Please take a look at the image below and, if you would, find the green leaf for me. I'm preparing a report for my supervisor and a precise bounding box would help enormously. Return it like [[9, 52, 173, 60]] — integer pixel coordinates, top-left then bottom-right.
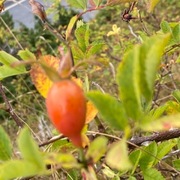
[[128, 176, 137, 180], [154, 140, 176, 165], [176, 54, 180, 63], [116, 46, 142, 120], [71, 42, 85, 61], [75, 24, 90, 52], [143, 168, 165, 180], [150, 104, 168, 120], [66, 0, 87, 10], [107, 0, 135, 6], [139, 34, 170, 104], [129, 149, 142, 174], [173, 159, 180, 170], [18, 48, 36, 61], [147, 0, 160, 12], [87, 91, 128, 131], [0, 126, 12, 161], [0, 160, 47, 180], [89, 0, 103, 7], [17, 128, 46, 170], [86, 136, 108, 163], [172, 24, 180, 43], [46, 153, 80, 169], [173, 90, 180, 103], [117, 34, 170, 121], [139, 142, 157, 170], [86, 40, 104, 58], [39, 60, 61, 83], [160, 21, 172, 34], [102, 165, 118, 178], [0, 51, 27, 79], [106, 139, 132, 171]]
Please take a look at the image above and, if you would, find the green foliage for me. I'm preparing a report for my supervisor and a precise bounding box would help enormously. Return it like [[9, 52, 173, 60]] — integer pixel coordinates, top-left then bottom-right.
[[106, 138, 132, 171], [0, 160, 46, 180], [116, 34, 170, 121], [72, 23, 104, 61], [0, 51, 27, 79], [0, 126, 12, 161], [87, 91, 128, 130], [173, 159, 180, 170], [85, 136, 108, 163], [172, 90, 180, 103], [0, 128, 47, 180], [66, 0, 87, 10], [0, 0, 180, 179], [46, 152, 80, 169], [17, 128, 45, 169], [18, 48, 36, 61], [139, 142, 158, 170], [89, 0, 103, 7], [143, 168, 165, 180]]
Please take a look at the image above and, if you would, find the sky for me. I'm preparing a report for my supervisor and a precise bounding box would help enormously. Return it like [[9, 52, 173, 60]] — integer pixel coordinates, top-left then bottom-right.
[[3, 0, 97, 29]]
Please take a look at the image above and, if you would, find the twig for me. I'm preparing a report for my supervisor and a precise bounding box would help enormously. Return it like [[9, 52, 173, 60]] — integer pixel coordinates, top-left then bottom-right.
[[0, 82, 23, 127], [129, 128, 180, 148], [164, 43, 180, 55], [128, 24, 141, 42], [77, 5, 106, 19], [162, 149, 180, 160], [39, 134, 65, 147], [0, 16, 23, 50]]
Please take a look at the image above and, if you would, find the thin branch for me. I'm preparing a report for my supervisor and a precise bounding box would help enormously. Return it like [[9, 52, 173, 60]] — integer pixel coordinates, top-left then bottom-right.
[[129, 128, 180, 148], [128, 24, 141, 42], [164, 43, 180, 55], [39, 134, 65, 147], [162, 149, 180, 160], [77, 5, 106, 19], [0, 82, 23, 127], [0, 16, 23, 50]]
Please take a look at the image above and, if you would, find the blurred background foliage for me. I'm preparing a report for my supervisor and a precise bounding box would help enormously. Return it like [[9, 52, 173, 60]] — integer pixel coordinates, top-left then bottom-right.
[[0, 0, 180, 150]]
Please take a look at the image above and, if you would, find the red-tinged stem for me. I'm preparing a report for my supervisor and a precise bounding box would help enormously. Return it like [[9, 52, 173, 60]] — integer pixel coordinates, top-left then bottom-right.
[[77, 5, 106, 19]]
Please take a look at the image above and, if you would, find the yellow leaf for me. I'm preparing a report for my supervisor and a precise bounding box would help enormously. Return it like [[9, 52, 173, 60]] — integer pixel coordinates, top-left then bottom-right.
[[147, 0, 160, 12], [0, 0, 5, 12], [81, 125, 90, 148], [71, 77, 98, 123], [86, 101, 98, 123], [30, 55, 60, 98], [71, 76, 83, 88]]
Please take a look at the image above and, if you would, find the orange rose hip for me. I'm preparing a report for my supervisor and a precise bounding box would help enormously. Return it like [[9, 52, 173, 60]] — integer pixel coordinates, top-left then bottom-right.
[[46, 80, 86, 147]]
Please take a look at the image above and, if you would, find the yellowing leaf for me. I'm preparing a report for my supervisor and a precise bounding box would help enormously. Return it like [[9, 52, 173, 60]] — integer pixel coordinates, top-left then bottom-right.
[[147, 0, 160, 12], [71, 76, 83, 88], [30, 55, 60, 98], [165, 101, 180, 115], [81, 125, 90, 148], [106, 139, 132, 171], [82, 133, 90, 148], [141, 113, 180, 131], [86, 101, 98, 123], [66, 15, 78, 40], [0, 0, 5, 12]]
